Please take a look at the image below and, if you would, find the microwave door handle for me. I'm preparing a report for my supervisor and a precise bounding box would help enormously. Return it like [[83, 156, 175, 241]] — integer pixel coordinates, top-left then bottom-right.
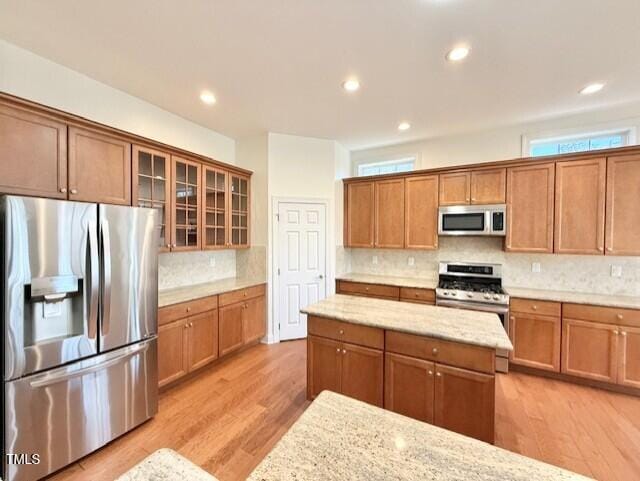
[[86, 222, 99, 339], [100, 219, 112, 336], [485, 210, 491, 234]]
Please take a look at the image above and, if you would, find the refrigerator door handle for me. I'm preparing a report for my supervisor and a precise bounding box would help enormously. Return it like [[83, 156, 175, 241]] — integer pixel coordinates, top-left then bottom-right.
[[100, 218, 112, 336], [87, 221, 100, 339], [28, 341, 150, 388]]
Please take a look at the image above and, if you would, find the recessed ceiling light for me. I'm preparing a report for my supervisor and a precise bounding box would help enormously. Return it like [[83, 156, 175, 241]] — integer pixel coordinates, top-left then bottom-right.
[[579, 83, 604, 95], [398, 122, 411, 131], [342, 78, 360, 92], [200, 91, 217, 105], [446, 46, 470, 62]]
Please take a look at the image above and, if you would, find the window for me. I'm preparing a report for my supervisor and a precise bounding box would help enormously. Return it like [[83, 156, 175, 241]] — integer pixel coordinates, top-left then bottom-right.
[[357, 157, 415, 176], [526, 128, 634, 158]]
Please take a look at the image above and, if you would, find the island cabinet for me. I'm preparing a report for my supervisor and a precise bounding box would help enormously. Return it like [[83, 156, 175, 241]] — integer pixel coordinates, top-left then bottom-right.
[[158, 296, 219, 387], [336, 280, 435, 305], [508, 298, 561, 372], [218, 284, 267, 356], [308, 315, 498, 443], [561, 303, 640, 387], [307, 316, 385, 407]]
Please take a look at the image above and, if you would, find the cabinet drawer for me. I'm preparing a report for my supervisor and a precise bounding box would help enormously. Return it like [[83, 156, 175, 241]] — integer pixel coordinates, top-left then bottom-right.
[[308, 316, 384, 350], [159, 296, 218, 326], [385, 331, 495, 374], [400, 287, 435, 304], [510, 298, 561, 317], [337, 281, 399, 300], [563, 303, 640, 328], [219, 284, 266, 307]]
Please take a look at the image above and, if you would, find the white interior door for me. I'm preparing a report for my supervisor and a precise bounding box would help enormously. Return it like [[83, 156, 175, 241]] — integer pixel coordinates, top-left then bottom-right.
[[277, 201, 327, 341]]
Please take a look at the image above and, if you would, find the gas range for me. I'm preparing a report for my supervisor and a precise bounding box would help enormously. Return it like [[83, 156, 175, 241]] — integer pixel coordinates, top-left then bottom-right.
[[435, 261, 509, 307]]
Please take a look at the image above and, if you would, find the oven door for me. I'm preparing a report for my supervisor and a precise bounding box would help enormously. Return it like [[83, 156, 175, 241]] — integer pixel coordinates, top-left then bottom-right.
[[438, 207, 489, 236]]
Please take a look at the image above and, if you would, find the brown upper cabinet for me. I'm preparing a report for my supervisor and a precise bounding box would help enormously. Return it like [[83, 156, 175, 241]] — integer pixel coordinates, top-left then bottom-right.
[[68, 127, 131, 205], [202, 165, 229, 249], [230, 173, 250, 247], [439, 171, 470, 205], [345, 181, 375, 247], [439, 168, 506, 205], [171, 156, 201, 251], [374, 178, 405, 248], [470, 168, 506, 204], [554, 157, 606, 254], [605, 154, 640, 256], [133, 145, 172, 251], [405, 175, 438, 250], [505, 163, 555, 253], [0, 103, 68, 199]]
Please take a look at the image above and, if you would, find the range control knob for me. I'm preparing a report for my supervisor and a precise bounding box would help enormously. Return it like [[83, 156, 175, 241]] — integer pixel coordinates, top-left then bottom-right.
[[484, 293, 491, 300], [467, 293, 474, 298], [493, 295, 500, 301], [443, 291, 449, 296], [450, 292, 457, 297]]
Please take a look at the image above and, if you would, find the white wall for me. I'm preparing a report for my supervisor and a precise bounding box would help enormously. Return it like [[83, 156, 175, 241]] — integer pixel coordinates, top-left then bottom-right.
[[0, 39, 235, 163], [352, 102, 640, 172]]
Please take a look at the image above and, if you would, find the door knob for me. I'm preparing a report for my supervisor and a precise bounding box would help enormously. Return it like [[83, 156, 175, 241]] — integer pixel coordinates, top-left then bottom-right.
[[319, 274, 324, 279]]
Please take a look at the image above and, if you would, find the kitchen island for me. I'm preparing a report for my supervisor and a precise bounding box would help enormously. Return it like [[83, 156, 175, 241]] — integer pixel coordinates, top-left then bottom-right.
[[247, 390, 590, 481], [301, 294, 512, 443]]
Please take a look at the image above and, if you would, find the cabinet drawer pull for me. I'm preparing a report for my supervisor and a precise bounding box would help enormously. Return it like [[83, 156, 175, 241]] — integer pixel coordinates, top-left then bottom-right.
[[186, 307, 191, 312], [365, 287, 370, 291], [339, 329, 344, 335], [432, 348, 438, 355], [617, 314, 623, 320], [532, 305, 538, 310]]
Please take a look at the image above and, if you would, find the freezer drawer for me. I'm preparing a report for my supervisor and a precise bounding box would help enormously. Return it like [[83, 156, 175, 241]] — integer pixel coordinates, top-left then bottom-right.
[[4, 338, 157, 481]]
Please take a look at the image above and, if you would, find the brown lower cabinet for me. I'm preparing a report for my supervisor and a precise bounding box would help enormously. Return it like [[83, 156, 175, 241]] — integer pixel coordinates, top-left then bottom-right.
[[384, 352, 495, 443], [219, 295, 266, 356], [307, 335, 384, 407], [158, 309, 218, 387], [562, 319, 619, 383], [158, 285, 266, 388], [509, 310, 561, 372]]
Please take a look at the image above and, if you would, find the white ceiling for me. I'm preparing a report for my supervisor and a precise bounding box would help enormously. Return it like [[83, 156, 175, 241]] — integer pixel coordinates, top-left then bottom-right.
[[1, 0, 640, 150]]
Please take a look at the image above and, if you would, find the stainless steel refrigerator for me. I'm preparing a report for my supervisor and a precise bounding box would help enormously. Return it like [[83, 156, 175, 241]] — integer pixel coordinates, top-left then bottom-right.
[[1, 195, 159, 481]]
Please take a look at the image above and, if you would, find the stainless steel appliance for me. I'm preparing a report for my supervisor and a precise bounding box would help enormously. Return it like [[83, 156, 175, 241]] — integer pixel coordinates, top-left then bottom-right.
[[438, 204, 506, 236], [435, 261, 510, 372], [1, 196, 159, 481]]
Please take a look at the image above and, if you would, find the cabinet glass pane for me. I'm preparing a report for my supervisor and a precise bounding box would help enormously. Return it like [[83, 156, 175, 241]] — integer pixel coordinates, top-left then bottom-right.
[[240, 214, 247, 228], [232, 229, 240, 245], [206, 170, 215, 188], [176, 229, 187, 246], [139, 176, 151, 200], [216, 173, 226, 191], [188, 209, 197, 225], [154, 155, 166, 178], [216, 229, 225, 245], [187, 227, 197, 246], [240, 179, 247, 195], [240, 230, 247, 244], [176, 209, 186, 225], [188, 165, 198, 184], [139, 151, 152, 176], [175, 183, 187, 206], [240, 196, 247, 212], [153, 179, 165, 201], [186, 186, 198, 206], [176, 163, 187, 183], [217, 212, 225, 226], [232, 177, 240, 192], [232, 195, 239, 211], [206, 191, 216, 209]]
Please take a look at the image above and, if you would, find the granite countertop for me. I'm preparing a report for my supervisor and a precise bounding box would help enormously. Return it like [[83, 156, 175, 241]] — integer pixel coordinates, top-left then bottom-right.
[[505, 286, 640, 310], [248, 391, 590, 481], [336, 272, 438, 289], [116, 448, 218, 481], [158, 277, 266, 307], [302, 294, 512, 351]]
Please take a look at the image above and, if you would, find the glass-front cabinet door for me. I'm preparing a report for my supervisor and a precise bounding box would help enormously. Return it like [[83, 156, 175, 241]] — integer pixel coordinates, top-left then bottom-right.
[[230, 173, 250, 247], [132, 145, 171, 251], [171, 156, 201, 251], [202, 166, 228, 248]]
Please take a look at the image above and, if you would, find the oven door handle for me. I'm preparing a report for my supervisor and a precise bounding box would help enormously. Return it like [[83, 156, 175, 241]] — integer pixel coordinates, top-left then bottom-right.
[[436, 299, 509, 315]]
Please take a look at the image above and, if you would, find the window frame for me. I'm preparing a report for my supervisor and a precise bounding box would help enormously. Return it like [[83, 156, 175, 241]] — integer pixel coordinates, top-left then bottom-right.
[[355, 156, 416, 177], [522, 126, 636, 158]]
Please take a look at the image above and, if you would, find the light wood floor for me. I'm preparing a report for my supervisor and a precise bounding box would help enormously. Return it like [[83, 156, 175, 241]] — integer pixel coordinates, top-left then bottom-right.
[[50, 340, 640, 481]]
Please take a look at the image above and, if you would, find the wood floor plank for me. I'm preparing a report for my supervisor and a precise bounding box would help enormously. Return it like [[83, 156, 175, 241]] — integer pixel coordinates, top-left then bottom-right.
[[48, 340, 640, 481]]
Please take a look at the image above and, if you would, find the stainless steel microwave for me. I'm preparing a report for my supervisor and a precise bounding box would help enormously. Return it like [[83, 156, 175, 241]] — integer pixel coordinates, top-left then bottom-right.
[[438, 204, 506, 236]]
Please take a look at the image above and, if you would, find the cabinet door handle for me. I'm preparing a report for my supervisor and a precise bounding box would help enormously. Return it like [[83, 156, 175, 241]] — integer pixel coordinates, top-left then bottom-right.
[[510, 316, 515, 321], [189, 322, 193, 327], [621, 331, 627, 337], [336, 348, 340, 353], [607, 247, 613, 252], [614, 330, 620, 335], [184, 323, 188, 328], [342, 349, 346, 354], [617, 314, 623, 320], [166, 243, 171, 248], [186, 307, 191, 312], [60, 187, 67, 193], [428, 370, 433, 376], [436, 372, 442, 377], [70, 188, 78, 194]]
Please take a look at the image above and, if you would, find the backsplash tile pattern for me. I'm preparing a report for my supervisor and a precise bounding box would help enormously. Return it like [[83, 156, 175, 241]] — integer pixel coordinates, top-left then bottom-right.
[[344, 237, 640, 297], [237, 245, 267, 280], [159, 250, 236, 290]]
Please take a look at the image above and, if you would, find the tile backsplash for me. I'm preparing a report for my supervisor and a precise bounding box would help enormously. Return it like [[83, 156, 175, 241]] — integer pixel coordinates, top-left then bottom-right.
[[159, 250, 236, 290], [342, 237, 640, 297]]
